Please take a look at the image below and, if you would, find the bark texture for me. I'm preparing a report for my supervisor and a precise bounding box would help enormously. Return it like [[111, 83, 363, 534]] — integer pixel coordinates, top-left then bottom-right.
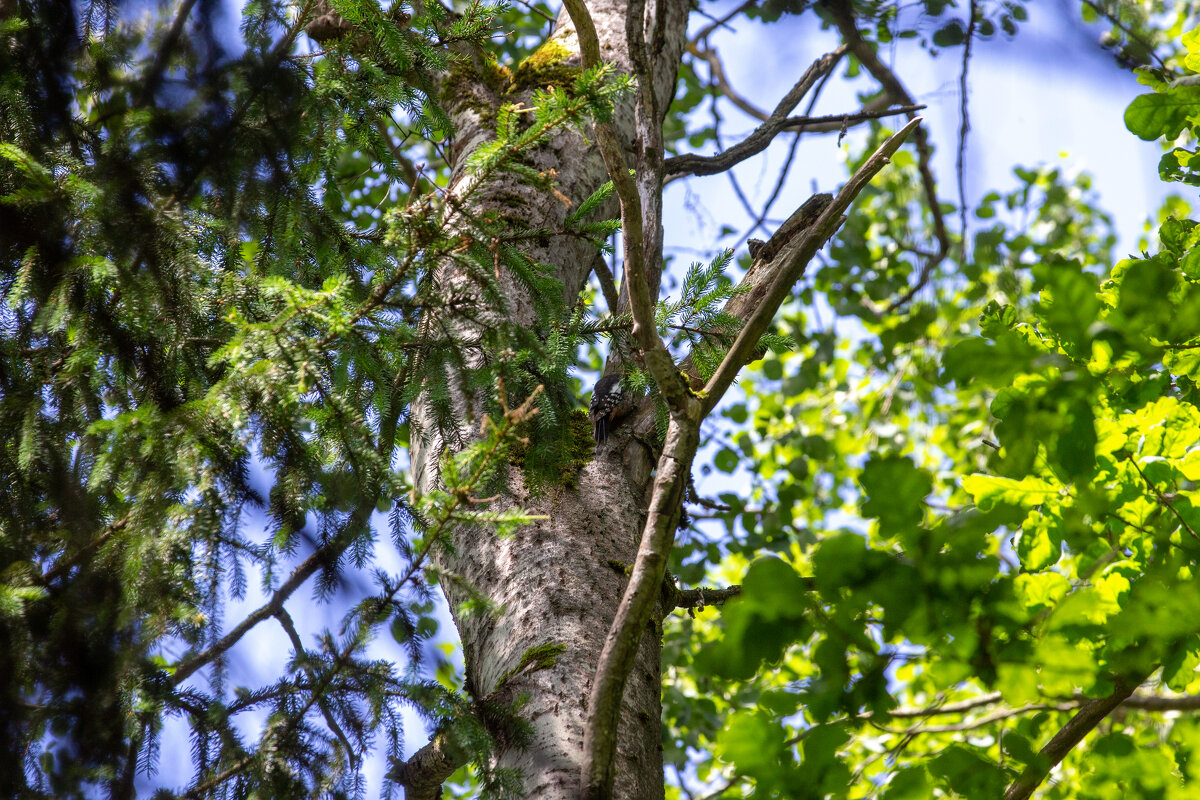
[[410, 2, 689, 796]]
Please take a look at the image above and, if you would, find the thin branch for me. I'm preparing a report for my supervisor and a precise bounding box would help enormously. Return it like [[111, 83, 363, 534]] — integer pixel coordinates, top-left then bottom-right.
[[779, 103, 926, 133], [511, 0, 556, 24], [732, 60, 835, 250], [1122, 691, 1200, 711], [584, 411, 700, 800], [697, 775, 739, 800], [170, 536, 337, 686], [957, 1, 977, 264], [884, 702, 1079, 735], [663, 48, 845, 179], [690, 44, 769, 121], [560, 13, 701, 799], [704, 77, 770, 235], [665, 585, 742, 615], [827, 0, 950, 316], [591, 252, 622, 313], [1004, 674, 1146, 800], [690, 0, 758, 45], [889, 689, 1200, 719], [1129, 455, 1200, 543], [1080, 0, 1170, 71], [40, 512, 131, 584], [171, 345, 411, 686], [135, 0, 201, 108], [888, 691, 1003, 718]]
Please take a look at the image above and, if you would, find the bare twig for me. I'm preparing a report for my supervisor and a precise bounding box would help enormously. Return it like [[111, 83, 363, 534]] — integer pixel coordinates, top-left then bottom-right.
[[779, 103, 926, 133], [690, 0, 758, 44], [512, 0, 555, 24], [663, 48, 845, 180], [957, 1, 977, 263], [690, 44, 769, 120], [591, 251, 622, 313]]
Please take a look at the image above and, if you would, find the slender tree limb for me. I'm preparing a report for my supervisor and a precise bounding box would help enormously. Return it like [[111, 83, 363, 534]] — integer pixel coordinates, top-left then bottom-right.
[[582, 114, 917, 800], [780, 103, 926, 133], [591, 251, 622, 313], [663, 48, 845, 179], [1004, 674, 1145, 800], [887, 689, 1200, 720], [690, 0, 758, 45], [1122, 691, 1200, 711], [701, 118, 922, 415], [730, 58, 836, 251], [171, 360, 410, 686], [665, 584, 742, 615], [135, 0, 201, 108], [690, 44, 770, 121], [561, 7, 702, 797], [956, 1, 977, 263], [889, 691, 1004, 718], [560, 0, 688, 408], [40, 511, 131, 584], [885, 702, 1080, 735], [170, 537, 338, 686], [826, 0, 950, 315]]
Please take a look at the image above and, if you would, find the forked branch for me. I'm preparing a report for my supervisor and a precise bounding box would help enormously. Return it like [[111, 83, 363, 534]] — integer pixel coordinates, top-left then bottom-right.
[[664, 48, 845, 180]]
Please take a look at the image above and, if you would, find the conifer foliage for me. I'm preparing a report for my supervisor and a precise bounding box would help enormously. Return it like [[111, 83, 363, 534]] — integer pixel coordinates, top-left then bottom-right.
[[0, 0, 622, 794]]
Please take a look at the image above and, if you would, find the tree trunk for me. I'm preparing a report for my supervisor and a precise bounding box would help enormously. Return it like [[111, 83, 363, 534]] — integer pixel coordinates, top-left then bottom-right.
[[409, 1, 689, 796]]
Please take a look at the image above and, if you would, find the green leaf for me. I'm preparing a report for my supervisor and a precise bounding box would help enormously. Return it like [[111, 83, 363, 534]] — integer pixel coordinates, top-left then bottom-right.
[[1124, 85, 1200, 142], [715, 710, 790, 785], [1016, 510, 1063, 570], [932, 20, 966, 46], [714, 447, 739, 473], [859, 455, 932, 537], [883, 766, 932, 799], [962, 474, 1061, 511], [929, 745, 1008, 797]]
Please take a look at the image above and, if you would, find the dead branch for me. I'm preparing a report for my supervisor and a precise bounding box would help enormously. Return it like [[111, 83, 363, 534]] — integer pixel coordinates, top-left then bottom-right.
[[702, 118, 923, 415], [663, 48, 846, 180]]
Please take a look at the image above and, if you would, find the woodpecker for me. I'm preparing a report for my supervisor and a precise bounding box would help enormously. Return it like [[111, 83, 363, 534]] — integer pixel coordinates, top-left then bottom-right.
[[589, 372, 631, 445]]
